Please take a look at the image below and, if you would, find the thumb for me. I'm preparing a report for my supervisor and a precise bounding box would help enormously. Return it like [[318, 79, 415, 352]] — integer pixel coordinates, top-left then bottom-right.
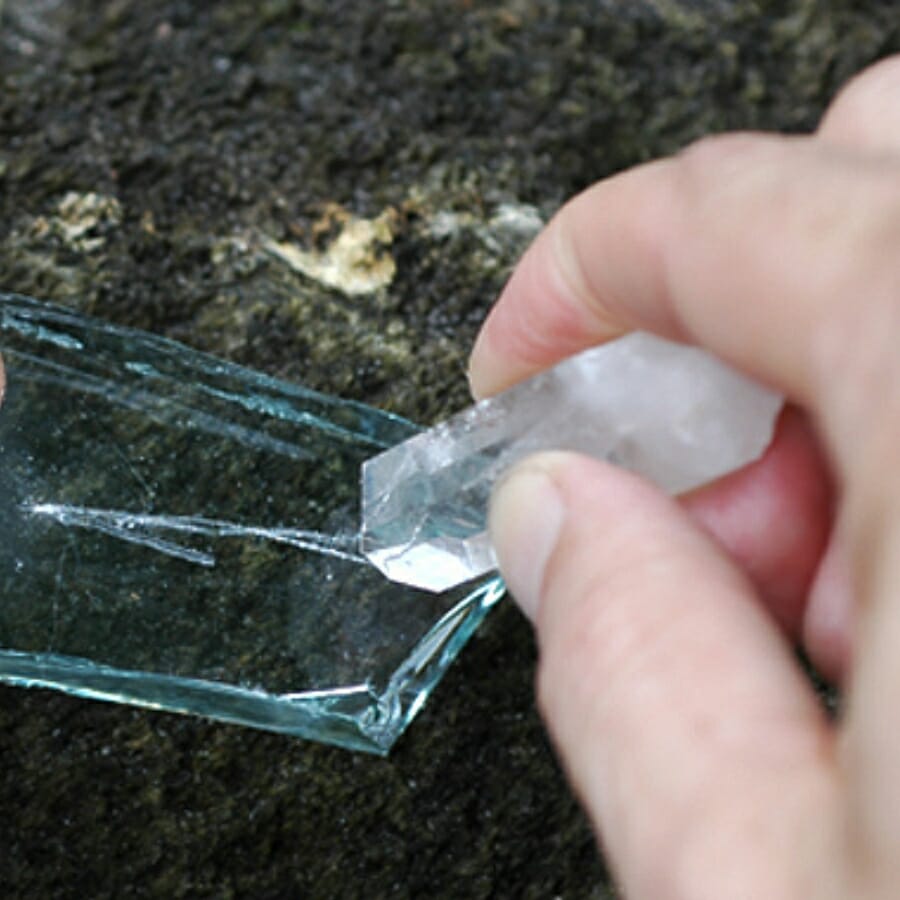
[[489, 452, 836, 898]]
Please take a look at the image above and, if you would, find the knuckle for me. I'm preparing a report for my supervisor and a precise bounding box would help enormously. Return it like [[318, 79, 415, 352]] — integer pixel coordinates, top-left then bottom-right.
[[820, 54, 900, 144], [808, 179, 900, 414], [675, 132, 786, 192], [671, 132, 805, 246], [534, 558, 676, 740], [533, 609, 591, 733], [678, 130, 770, 165], [534, 586, 614, 741]]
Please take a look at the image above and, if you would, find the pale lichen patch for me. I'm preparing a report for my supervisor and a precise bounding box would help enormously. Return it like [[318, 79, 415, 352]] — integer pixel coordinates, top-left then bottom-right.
[[264, 205, 397, 296], [28, 191, 123, 253]]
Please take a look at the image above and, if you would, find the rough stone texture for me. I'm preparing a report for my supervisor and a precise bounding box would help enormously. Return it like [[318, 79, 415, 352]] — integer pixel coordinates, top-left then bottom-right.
[[0, 1, 896, 897]]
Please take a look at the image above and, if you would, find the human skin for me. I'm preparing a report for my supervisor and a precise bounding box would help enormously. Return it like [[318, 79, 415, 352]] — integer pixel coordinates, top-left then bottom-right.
[[470, 56, 900, 899]]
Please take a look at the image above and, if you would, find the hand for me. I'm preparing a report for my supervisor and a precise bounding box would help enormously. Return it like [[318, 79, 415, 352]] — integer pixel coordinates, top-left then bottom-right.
[[470, 56, 900, 899]]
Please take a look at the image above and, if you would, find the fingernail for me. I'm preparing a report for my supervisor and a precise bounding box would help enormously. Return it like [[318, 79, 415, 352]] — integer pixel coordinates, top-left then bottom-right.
[[489, 460, 566, 621], [466, 332, 494, 401]]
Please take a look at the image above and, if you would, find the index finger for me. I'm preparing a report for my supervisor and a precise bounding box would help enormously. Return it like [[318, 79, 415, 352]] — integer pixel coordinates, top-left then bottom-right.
[[468, 134, 898, 459]]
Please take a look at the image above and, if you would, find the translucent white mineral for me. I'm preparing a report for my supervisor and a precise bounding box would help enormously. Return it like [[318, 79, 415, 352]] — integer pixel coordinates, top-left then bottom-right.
[[360, 333, 782, 592]]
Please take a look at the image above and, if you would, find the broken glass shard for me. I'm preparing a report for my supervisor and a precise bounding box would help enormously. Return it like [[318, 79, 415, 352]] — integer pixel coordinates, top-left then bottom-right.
[[0, 293, 504, 755], [361, 333, 782, 592]]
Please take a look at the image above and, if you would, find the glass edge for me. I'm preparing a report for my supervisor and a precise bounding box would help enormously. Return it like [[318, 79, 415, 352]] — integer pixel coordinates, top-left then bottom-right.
[[0, 579, 506, 755], [360, 577, 507, 752], [0, 292, 416, 435]]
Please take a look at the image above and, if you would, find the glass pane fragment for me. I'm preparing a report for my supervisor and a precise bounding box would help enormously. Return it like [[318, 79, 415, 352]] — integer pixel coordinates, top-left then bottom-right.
[[0, 293, 504, 754]]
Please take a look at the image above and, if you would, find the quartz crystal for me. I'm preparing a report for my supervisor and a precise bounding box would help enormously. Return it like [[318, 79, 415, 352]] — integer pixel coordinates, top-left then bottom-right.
[[0, 293, 504, 755], [361, 333, 782, 592]]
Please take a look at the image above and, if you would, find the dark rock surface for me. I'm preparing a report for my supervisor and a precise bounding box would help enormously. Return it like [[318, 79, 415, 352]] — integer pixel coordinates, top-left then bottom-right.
[[0, 1, 897, 896]]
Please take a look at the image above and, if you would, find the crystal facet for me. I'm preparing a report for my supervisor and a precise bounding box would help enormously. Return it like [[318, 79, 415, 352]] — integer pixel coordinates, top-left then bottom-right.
[[361, 333, 782, 592], [0, 294, 504, 754]]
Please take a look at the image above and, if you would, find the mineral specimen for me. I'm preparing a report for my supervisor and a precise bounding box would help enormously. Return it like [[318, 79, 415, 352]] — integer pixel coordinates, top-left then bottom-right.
[[361, 333, 782, 592]]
